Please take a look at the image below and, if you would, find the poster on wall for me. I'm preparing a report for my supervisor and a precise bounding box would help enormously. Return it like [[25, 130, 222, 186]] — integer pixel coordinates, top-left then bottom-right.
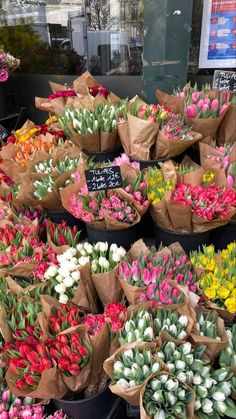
[[199, 0, 236, 68]]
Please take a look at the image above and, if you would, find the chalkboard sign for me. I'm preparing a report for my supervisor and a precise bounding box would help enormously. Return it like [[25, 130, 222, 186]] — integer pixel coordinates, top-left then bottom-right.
[[0, 124, 9, 142], [85, 166, 123, 192], [213, 70, 236, 93]]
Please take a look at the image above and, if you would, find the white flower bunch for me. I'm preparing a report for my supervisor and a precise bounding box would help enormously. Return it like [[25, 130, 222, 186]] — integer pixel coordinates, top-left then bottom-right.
[[35, 159, 54, 174], [196, 310, 221, 340], [113, 347, 160, 389], [156, 342, 209, 385], [76, 242, 126, 274], [220, 324, 236, 369], [143, 374, 193, 419], [154, 308, 189, 340], [194, 367, 234, 417], [44, 247, 80, 304], [33, 175, 55, 199], [119, 308, 154, 345]]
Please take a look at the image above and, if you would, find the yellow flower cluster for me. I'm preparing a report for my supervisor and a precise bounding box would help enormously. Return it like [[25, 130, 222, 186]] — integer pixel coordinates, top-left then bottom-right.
[[148, 167, 173, 205], [45, 115, 57, 125], [202, 171, 215, 184], [15, 127, 39, 144], [191, 242, 236, 313]]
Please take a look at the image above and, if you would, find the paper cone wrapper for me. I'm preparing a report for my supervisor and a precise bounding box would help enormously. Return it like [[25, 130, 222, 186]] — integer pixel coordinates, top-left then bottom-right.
[[128, 114, 159, 160], [103, 341, 156, 406], [156, 90, 185, 114], [217, 103, 236, 145], [118, 121, 131, 155], [185, 115, 223, 140], [192, 207, 236, 233], [88, 323, 110, 388], [92, 265, 124, 305], [155, 130, 202, 159], [140, 371, 195, 419], [189, 308, 229, 359], [100, 131, 118, 152]]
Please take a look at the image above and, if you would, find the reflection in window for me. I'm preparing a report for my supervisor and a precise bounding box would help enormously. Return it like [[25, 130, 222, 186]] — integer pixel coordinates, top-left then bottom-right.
[[0, 0, 144, 75]]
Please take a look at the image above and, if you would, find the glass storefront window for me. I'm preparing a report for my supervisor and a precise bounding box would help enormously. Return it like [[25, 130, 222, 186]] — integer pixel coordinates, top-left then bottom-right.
[[0, 0, 144, 75]]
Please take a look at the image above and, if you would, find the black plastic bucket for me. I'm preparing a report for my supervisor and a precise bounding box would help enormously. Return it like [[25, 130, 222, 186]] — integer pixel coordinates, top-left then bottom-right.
[[210, 221, 236, 251], [154, 224, 210, 254], [86, 222, 140, 250], [84, 149, 123, 163], [139, 210, 154, 239], [52, 384, 118, 419], [46, 210, 87, 239]]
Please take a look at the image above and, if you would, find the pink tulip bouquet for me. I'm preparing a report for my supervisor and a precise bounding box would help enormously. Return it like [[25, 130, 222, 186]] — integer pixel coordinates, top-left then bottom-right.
[[200, 142, 236, 190], [184, 92, 230, 139]]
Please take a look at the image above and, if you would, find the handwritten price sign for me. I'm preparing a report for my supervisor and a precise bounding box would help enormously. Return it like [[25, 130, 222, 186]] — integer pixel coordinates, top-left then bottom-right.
[[213, 70, 236, 93], [85, 166, 123, 192]]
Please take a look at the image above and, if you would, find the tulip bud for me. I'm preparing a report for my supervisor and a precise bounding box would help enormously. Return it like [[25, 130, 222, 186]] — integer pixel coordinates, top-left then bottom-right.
[[194, 399, 201, 410], [177, 389, 186, 400], [152, 390, 163, 403], [116, 378, 129, 389], [181, 342, 192, 355], [196, 385, 208, 398], [212, 391, 226, 402], [185, 354, 194, 366], [218, 381, 231, 397], [167, 393, 176, 406], [166, 362, 175, 373], [175, 360, 186, 370], [113, 361, 123, 374], [178, 315, 188, 327], [165, 378, 179, 391], [150, 379, 161, 392], [193, 374, 203, 385], [201, 398, 213, 414], [213, 400, 227, 414], [154, 410, 165, 419], [177, 372, 187, 383], [144, 327, 154, 341], [152, 362, 160, 374]]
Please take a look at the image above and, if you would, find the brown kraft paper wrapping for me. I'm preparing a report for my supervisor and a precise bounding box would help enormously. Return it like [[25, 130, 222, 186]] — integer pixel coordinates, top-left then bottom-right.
[[16, 180, 63, 211], [166, 201, 192, 233], [0, 262, 38, 279], [185, 115, 223, 139], [0, 304, 12, 342], [73, 71, 99, 96], [118, 276, 146, 305], [67, 121, 100, 152], [58, 325, 92, 393], [149, 192, 173, 231], [128, 114, 159, 160], [86, 323, 110, 391], [217, 103, 236, 145], [189, 309, 229, 359], [76, 263, 99, 314], [6, 364, 67, 399], [104, 209, 140, 230], [156, 90, 185, 114], [100, 131, 118, 152], [92, 265, 124, 305], [103, 342, 157, 406], [140, 371, 195, 419], [118, 121, 131, 155], [155, 130, 202, 160]]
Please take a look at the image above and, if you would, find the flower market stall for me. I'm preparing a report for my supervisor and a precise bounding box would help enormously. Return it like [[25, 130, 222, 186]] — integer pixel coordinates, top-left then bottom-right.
[[0, 71, 235, 419]]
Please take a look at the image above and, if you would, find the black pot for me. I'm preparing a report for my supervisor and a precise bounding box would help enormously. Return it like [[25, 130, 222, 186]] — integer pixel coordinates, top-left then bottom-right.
[[139, 210, 154, 239], [210, 221, 236, 251], [0, 84, 6, 119], [86, 222, 140, 250], [84, 149, 123, 163], [154, 224, 210, 254], [52, 384, 119, 419], [46, 210, 87, 239]]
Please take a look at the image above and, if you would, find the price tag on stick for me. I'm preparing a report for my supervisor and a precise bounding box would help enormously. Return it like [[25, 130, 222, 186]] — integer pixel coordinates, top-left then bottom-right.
[[213, 70, 236, 93], [85, 166, 123, 192]]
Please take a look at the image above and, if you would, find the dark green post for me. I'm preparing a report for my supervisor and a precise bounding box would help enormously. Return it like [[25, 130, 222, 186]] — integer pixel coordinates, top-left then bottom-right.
[[142, 0, 194, 103]]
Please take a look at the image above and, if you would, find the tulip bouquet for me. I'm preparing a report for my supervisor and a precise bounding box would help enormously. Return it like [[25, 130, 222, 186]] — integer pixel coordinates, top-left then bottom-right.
[[195, 310, 221, 340], [89, 84, 109, 98], [6, 299, 43, 336], [121, 172, 149, 213], [77, 241, 126, 274], [0, 388, 44, 419], [34, 156, 80, 175], [82, 314, 106, 336], [67, 189, 139, 228], [48, 304, 84, 334], [44, 248, 81, 304], [156, 341, 208, 385], [77, 241, 126, 304], [191, 243, 236, 314], [119, 308, 153, 345], [48, 90, 77, 100], [141, 372, 193, 419], [154, 308, 189, 340], [111, 347, 161, 389], [0, 236, 57, 280], [200, 142, 236, 190], [148, 165, 174, 206], [47, 221, 81, 248], [184, 92, 230, 139], [0, 224, 33, 251], [17, 206, 46, 228], [112, 153, 140, 170], [58, 171, 81, 192], [219, 324, 236, 370], [58, 102, 125, 153], [131, 103, 169, 124], [32, 176, 55, 200], [104, 302, 127, 333], [138, 280, 184, 306]]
